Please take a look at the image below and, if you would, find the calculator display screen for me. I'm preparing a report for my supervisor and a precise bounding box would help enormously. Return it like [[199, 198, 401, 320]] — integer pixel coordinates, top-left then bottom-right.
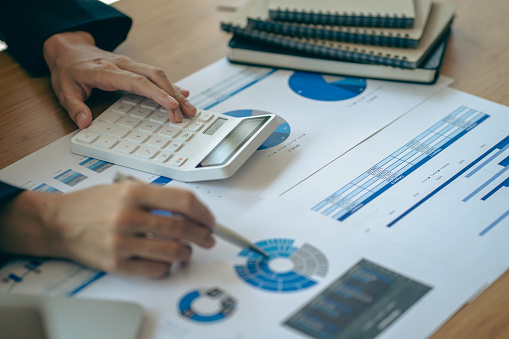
[[203, 117, 227, 136], [199, 116, 270, 167]]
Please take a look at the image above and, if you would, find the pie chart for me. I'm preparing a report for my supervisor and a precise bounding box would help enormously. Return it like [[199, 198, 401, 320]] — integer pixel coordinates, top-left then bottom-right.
[[223, 109, 290, 149], [288, 72, 367, 101], [235, 238, 328, 293]]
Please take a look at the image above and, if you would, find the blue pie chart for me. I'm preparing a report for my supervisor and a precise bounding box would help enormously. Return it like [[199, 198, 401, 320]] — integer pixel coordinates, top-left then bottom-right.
[[288, 72, 367, 101], [223, 109, 290, 149]]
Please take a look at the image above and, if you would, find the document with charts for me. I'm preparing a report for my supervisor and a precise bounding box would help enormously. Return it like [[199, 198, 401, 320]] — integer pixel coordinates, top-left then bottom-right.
[[0, 59, 503, 339], [283, 87, 509, 284]]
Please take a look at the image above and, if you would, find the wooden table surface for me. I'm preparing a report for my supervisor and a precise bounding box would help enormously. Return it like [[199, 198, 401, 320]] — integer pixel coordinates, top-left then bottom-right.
[[0, 0, 508, 337]]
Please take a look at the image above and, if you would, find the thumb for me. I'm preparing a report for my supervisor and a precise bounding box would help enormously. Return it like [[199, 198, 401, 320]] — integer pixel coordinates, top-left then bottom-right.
[[62, 94, 93, 129]]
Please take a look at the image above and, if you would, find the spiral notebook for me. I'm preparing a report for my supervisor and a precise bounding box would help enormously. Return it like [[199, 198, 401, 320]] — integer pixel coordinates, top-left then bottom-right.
[[221, 2, 455, 69], [268, 0, 416, 27], [226, 29, 450, 84], [226, 0, 432, 48]]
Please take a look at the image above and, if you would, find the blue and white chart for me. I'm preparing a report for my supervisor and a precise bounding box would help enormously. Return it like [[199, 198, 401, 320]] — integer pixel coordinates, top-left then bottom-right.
[[178, 287, 237, 323], [235, 239, 328, 292], [288, 72, 367, 101], [284, 87, 509, 283]]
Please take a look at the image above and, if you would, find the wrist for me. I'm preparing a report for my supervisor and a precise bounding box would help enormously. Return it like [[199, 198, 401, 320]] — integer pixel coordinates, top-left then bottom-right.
[[0, 190, 65, 258], [43, 31, 96, 72]]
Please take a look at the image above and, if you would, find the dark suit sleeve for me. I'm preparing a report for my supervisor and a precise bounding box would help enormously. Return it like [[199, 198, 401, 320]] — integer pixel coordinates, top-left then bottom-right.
[[0, 182, 25, 268], [0, 0, 132, 76]]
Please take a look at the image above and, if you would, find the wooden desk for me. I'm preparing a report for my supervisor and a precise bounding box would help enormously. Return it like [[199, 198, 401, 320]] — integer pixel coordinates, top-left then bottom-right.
[[0, 0, 507, 337]]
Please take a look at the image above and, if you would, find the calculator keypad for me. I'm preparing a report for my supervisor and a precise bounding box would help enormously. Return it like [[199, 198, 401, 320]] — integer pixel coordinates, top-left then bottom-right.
[[77, 95, 217, 168]]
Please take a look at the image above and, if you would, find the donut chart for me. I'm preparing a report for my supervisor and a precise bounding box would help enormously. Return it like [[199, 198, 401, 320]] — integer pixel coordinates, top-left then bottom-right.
[[235, 238, 328, 293], [288, 72, 367, 101], [223, 109, 290, 149], [178, 287, 237, 323]]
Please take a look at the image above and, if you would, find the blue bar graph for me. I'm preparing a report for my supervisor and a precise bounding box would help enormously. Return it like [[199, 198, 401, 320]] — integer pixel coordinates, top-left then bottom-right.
[[79, 157, 114, 173], [479, 209, 509, 236], [54, 169, 88, 187], [388, 135, 509, 229], [312, 106, 489, 221]]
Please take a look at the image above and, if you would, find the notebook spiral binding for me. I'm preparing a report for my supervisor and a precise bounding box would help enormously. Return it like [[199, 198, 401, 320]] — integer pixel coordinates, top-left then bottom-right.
[[247, 18, 415, 48], [268, 8, 413, 28], [221, 23, 411, 68]]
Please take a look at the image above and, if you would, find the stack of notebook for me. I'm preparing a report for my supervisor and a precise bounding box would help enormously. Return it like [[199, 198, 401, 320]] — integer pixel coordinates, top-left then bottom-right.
[[220, 0, 456, 84]]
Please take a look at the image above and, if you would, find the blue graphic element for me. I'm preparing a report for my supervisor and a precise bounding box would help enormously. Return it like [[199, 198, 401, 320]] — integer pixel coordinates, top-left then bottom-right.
[[387, 134, 509, 228], [224, 109, 290, 149], [53, 169, 88, 187], [151, 176, 172, 185], [235, 239, 327, 293], [178, 288, 237, 323], [79, 158, 114, 173], [312, 106, 489, 222], [288, 72, 366, 101]]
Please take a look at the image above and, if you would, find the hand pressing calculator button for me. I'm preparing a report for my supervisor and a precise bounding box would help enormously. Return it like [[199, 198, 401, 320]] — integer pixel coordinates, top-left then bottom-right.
[[71, 93, 278, 182]]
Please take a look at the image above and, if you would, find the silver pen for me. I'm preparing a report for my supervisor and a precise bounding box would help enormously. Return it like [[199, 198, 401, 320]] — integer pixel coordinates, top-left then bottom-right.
[[113, 172, 269, 258]]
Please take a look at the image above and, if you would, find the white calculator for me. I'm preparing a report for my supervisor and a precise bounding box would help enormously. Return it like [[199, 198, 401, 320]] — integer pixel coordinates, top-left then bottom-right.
[[71, 94, 278, 182]]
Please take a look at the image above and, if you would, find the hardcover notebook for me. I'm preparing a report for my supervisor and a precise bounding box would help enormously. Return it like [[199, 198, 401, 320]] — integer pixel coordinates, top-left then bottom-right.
[[227, 0, 432, 48], [222, 2, 455, 69], [226, 29, 451, 84], [268, 0, 416, 27]]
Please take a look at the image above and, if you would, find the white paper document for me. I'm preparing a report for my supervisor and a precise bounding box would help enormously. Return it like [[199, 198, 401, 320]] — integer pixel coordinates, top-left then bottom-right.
[[80, 197, 485, 339], [283, 87, 509, 284], [1, 59, 506, 339]]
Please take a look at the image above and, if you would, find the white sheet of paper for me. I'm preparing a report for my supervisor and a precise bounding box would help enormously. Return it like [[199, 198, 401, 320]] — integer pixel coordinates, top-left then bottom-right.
[[80, 196, 486, 339], [0, 58, 498, 339], [283, 87, 509, 284]]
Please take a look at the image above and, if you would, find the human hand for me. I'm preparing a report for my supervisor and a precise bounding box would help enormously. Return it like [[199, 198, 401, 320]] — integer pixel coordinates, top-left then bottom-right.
[[0, 182, 216, 277], [42, 31, 197, 129]]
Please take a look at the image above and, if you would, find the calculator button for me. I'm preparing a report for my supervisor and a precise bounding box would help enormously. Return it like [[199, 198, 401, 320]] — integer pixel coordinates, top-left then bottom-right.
[[158, 126, 181, 138], [122, 94, 143, 106], [141, 98, 159, 110], [178, 131, 194, 141], [135, 146, 158, 159], [169, 156, 187, 167], [150, 111, 168, 124], [130, 106, 153, 119], [168, 119, 191, 129], [138, 122, 160, 133], [75, 131, 98, 144], [111, 102, 133, 114], [188, 122, 204, 132], [199, 112, 214, 122], [98, 110, 122, 124], [115, 141, 139, 154], [167, 140, 184, 152], [155, 151, 172, 163], [95, 136, 118, 149], [118, 116, 142, 129], [127, 131, 150, 144], [89, 121, 129, 138], [146, 136, 170, 149]]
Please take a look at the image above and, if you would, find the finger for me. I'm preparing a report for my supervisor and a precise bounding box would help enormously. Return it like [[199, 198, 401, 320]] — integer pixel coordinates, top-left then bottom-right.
[[122, 237, 193, 263], [175, 85, 190, 98], [57, 86, 93, 129], [90, 67, 179, 110], [127, 183, 216, 228], [116, 257, 172, 277], [112, 60, 197, 119], [125, 213, 215, 249]]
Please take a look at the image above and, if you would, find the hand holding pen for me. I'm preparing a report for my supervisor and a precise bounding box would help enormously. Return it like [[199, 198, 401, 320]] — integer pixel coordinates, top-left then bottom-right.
[[113, 173, 268, 258]]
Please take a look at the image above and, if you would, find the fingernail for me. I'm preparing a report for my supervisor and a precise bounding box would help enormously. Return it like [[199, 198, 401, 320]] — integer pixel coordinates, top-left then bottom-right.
[[166, 95, 178, 106], [174, 107, 182, 122], [76, 113, 86, 128], [184, 100, 196, 111]]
